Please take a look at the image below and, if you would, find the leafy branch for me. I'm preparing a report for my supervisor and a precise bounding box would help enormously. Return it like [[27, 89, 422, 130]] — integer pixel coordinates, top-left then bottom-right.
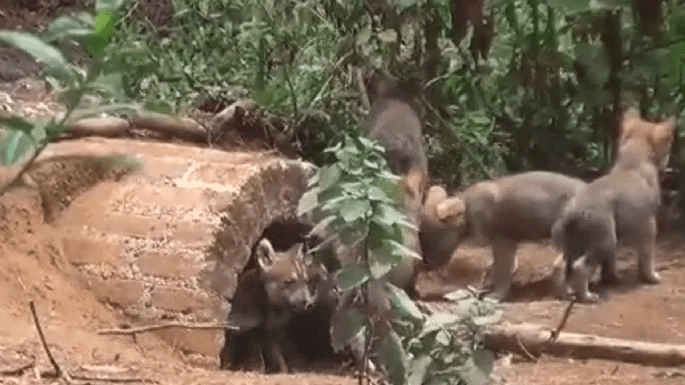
[[0, 0, 143, 196], [297, 135, 502, 385]]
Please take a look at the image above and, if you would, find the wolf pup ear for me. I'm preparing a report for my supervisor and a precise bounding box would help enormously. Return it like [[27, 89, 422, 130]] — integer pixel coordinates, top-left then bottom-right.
[[256, 238, 276, 272], [435, 197, 466, 222]]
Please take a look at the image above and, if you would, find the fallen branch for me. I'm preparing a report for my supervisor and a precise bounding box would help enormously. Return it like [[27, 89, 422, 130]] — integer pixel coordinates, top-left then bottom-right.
[[130, 112, 207, 143], [29, 301, 71, 383], [52, 113, 208, 144], [97, 321, 238, 335], [484, 322, 685, 367], [64, 117, 131, 138]]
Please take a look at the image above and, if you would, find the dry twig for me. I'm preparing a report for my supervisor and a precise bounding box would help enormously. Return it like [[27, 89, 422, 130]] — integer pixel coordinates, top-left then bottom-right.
[[29, 301, 72, 383], [548, 298, 577, 343], [97, 322, 238, 335]]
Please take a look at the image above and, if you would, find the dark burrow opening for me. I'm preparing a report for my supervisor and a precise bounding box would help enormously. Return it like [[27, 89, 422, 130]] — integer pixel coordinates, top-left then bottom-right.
[[219, 218, 349, 374]]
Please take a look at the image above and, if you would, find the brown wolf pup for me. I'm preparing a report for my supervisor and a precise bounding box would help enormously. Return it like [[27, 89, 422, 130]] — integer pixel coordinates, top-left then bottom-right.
[[418, 171, 587, 301], [220, 238, 315, 373], [551, 108, 676, 303], [364, 71, 429, 206], [363, 71, 429, 297]]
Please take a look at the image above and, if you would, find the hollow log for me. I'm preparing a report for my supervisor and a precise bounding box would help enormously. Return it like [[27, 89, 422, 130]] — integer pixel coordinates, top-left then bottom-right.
[[484, 323, 685, 367]]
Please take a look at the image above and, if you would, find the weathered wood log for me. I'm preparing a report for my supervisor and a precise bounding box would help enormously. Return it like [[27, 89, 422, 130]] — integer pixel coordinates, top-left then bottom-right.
[[65, 117, 131, 138], [56, 113, 207, 143], [130, 111, 207, 142], [483, 323, 685, 367]]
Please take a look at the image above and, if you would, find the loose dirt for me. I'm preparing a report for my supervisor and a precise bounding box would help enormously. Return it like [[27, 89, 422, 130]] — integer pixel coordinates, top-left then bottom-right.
[[2, 4, 685, 385]]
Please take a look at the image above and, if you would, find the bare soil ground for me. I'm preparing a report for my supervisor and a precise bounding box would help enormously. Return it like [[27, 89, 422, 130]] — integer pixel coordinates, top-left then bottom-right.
[[419, 237, 685, 384], [2, 4, 685, 385]]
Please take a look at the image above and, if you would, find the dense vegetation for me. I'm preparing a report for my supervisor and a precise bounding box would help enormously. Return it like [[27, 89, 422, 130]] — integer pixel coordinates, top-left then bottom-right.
[[106, 0, 685, 191]]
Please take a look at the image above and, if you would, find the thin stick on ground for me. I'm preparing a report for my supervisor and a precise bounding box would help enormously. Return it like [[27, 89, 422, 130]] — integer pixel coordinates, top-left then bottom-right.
[[548, 298, 577, 343], [515, 334, 539, 361], [97, 322, 238, 335], [69, 374, 144, 383], [29, 301, 68, 381]]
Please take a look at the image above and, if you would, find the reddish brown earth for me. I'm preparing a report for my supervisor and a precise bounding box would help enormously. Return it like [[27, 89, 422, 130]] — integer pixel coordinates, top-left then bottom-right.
[[2, 4, 685, 385]]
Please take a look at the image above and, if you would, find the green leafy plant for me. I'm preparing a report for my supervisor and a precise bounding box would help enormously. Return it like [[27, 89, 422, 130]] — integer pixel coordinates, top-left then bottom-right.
[[0, 0, 143, 196], [105, 0, 685, 196], [297, 134, 502, 385]]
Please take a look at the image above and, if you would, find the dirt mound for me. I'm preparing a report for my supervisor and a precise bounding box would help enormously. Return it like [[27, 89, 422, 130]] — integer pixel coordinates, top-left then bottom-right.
[[0, 151, 356, 385]]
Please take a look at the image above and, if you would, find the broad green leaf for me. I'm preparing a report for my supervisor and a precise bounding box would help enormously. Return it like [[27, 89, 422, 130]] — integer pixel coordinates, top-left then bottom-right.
[[309, 215, 336, 238], [0, 116, 35, 135], [377, 329, 407, 385], [0, 31, 75, 84], [89, 72, 124, 94], [473, 349, 496, 378], [371, 242, 403, 267], [297, 188, 319, 217], [44, 16, 93, 42], [89, 9, 115, 54], [307, 170, 320, 188], [458, 349, 495, 385], [335, 264, 370, 291], [384, 239, 422, 260], [307, 234, 337, 256], [421, 312, 462, 336], [319, 164, 342, 191], [369, 250, 393, 279], [340, 181, 365, 195], [330, 308, 366, 352], [0, 131, 33, 165], [368, 185, 392, 202], [374, 204, 409, 228], [387, 283, 424, 322], [407, 354, 432, 385], [340, 199, 371, 223]]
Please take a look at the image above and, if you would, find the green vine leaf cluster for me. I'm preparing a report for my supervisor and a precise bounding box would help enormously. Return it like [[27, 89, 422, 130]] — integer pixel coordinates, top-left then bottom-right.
[[298, 135, 502, 385]]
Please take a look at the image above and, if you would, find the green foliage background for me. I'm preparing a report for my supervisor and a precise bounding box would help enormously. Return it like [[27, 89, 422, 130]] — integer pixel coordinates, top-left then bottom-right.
[[107, 0, 685, 191]]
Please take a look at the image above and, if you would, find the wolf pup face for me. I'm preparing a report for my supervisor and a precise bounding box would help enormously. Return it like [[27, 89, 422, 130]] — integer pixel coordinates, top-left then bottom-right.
[[256, 239, 314, 312]]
